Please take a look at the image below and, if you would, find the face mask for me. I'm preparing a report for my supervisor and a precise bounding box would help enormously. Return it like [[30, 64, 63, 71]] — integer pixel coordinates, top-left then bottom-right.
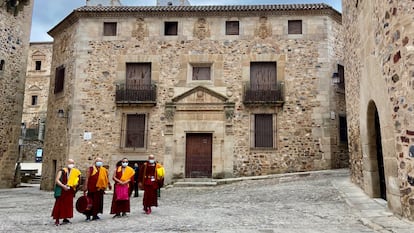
[[149, 159, 155, 164], [95, 161, 103, 167], [67, 164, 75, 169], [122, 162, 128, 167]]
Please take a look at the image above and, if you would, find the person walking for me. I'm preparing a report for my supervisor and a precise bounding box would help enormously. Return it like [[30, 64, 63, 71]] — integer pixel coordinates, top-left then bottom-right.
[[133, 163, 140, 197], [51, 159, 81, 226], [83, 157, 111, 221], [110, 158, 135, 218], [138, 154, 164, 214]]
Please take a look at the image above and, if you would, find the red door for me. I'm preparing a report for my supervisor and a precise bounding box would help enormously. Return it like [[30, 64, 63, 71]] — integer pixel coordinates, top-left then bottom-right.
[[185, 133, 212, 178]]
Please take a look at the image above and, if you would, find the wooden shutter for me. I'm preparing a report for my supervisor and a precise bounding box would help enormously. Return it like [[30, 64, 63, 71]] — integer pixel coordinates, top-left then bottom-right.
[[250, 62, 277, 90], [126, 63, 151, 89], [288, 20, 302, 34], [165, 22, 178, 35], [126, 114, 145, 148], [103, 22, 117, 36], [192, 67, 211, 80], [226, 21, 239, 35], [255, 114, 273, 148]]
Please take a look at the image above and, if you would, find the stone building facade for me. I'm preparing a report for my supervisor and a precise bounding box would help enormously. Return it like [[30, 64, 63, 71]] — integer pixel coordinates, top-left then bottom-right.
[[0, 0, 33, 188], [41, 3, 347, 190], [20, 42, 53, 162], [343, 0, 414, 220]]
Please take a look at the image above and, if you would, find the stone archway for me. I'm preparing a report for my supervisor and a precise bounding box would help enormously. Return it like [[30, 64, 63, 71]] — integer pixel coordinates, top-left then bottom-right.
[[364, 101, 386, 199]]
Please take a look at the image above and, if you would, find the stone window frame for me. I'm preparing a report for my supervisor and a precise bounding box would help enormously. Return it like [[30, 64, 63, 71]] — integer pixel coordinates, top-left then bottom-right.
[[225, 20, 240, 35], [31, 51, 46, 72], [119, 112, 150, 152], [249, 113, 277, 150], [164, 21, 178, 36], [187, 63, 213, 84], [103, 22, 117, 36]]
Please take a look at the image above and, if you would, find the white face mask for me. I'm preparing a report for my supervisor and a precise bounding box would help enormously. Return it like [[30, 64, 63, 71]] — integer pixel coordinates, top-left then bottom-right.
[[122, 162, 128, 167], [68, 164, 75, 169], [95, 161, 103, 167], [149, 159, 155, 164]]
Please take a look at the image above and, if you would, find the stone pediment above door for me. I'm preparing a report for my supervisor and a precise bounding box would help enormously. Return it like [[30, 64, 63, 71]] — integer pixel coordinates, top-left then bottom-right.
[[171, 86, 228, 105]]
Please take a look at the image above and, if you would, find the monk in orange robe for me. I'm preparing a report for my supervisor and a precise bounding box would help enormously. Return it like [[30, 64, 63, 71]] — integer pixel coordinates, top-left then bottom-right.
[[110, 158, 135, 217], [51, 159, 81, 226], [139, 154, 164, 214], [83, 157, 111, 221]]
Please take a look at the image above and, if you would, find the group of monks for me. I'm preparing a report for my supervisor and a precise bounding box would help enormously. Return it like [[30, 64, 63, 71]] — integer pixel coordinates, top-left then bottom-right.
[[51, 154, 164, 226]]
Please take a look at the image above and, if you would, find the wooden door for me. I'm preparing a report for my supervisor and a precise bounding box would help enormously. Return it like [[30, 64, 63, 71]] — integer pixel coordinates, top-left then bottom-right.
[[186, 133, 212, 178]]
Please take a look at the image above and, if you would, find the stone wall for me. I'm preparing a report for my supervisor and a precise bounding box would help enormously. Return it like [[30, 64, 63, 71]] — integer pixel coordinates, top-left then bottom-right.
[[343, 0, 414, 219], [0, 1, 33, 188], [42, 5, 346, 189]]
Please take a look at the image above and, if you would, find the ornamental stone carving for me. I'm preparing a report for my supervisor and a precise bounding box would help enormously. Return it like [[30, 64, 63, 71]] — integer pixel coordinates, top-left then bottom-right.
[[255, 16, 272, 39], [132, 18, 148, 41], [193, 18, 210, 40]]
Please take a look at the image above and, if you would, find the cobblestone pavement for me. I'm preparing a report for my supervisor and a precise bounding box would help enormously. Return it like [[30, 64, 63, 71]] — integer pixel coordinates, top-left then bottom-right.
[[0, 169, 413, 233]]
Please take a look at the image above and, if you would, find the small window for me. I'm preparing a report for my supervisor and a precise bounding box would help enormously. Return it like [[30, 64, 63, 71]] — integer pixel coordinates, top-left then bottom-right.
[[226, 21, 239, 35], [165, 22, 178, 35], [125, 114, 146, 148], [338, 64, 345, 84], [54, 66, 65, 94], [192, 66, 211, 80], [254, 114, 273, 148], [31, 95, 38, 106], [35, 61, 41, 71], [288, 20, 302, 34], [103, 22, 117, 36], [339, 115, 348, 143], [0, 60, 4, 70]]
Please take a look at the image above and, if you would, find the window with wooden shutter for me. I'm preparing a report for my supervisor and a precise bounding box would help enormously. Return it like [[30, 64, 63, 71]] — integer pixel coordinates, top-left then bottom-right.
[[165, 22, 178, 35], [125, 114, 146, 148], [54, 66, 65, 94], [288, 20, 302, 34], [250, 62, 277, 90], [103, 22, 117, 36], [339, 115, 348, 143], [254, 114, 273, 148], [226, 21, 239, 35], [126, 63, 151, 89], [192, 66, 211, 80]]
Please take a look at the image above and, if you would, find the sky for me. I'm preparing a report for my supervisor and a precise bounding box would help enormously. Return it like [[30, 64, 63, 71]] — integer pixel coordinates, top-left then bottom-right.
[[30, 0, 342, 42]]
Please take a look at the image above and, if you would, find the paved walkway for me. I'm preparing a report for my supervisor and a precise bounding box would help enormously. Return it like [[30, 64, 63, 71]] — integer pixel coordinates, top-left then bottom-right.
[[0, 169, 412, 233]]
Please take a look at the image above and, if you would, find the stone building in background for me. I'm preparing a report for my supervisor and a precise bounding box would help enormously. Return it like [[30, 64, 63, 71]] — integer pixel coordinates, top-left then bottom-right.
[[41, 3, 347, 190], [343, 0, 414, 220], [21, 42, 53, 162], [0, 0, 33, 188]]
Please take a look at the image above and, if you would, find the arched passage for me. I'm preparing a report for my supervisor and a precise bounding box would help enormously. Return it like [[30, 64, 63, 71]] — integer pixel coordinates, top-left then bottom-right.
[[366, 101, 386, 200]]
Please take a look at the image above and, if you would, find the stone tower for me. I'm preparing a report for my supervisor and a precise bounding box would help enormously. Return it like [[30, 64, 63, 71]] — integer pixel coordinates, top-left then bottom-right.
[[343, 0, 414, 220], [157, 0, 190, 6], [0, 0, 34, 188], [86, 0, 121, 6]]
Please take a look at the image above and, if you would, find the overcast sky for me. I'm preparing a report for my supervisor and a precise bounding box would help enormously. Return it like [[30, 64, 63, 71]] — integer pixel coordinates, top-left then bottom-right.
[[30, 0, 342, 42]]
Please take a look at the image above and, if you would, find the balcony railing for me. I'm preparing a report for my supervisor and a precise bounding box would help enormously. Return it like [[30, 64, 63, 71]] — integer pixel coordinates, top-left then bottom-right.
[[243, 82, 284, 106], [116, 84, 157, 106]]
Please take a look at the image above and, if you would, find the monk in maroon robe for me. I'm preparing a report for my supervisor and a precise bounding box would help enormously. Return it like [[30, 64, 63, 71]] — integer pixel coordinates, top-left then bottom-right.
[[138, 154, 161, 214], [51, 159, 81, 226], [110, 158, 135, 217], [83, 157, 111, 221]]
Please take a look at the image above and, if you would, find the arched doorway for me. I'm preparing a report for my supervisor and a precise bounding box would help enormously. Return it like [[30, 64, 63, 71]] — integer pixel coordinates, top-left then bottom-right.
[[367, 101, 386, 200]]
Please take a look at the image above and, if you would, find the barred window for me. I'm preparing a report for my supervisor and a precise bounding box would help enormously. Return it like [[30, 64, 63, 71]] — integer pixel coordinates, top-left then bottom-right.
[[254, 114, 274, 148], [125, 114, 146, 148], [192, 66, 211, 80]]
